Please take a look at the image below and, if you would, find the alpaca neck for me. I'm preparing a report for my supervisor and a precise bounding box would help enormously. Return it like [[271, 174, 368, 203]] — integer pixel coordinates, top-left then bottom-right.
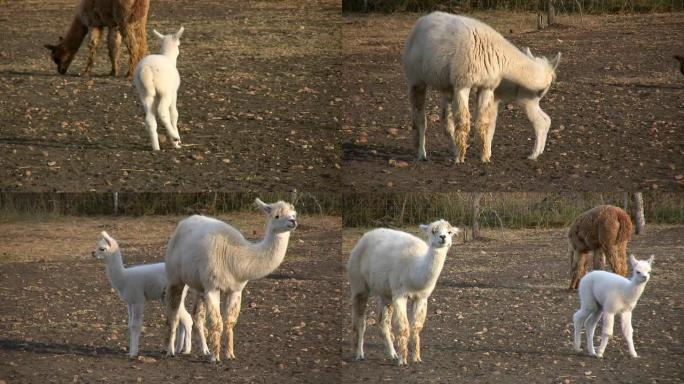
[[236, 227, 290, 281], [409, 246, 448, 290], [624, 276, 647, 305], [104, 249, 127, 292], [62, 16, 89, 54], [502, 50, 550, 93]]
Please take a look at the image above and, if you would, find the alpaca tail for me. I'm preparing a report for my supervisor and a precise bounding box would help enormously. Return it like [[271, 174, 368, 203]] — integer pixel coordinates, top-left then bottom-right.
[[615, 209, 633, 243]]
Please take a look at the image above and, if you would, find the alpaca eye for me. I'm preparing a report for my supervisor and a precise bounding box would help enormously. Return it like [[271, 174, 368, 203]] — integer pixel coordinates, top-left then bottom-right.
[[99, 247, 105, 251], [275, 215, 279, 219]]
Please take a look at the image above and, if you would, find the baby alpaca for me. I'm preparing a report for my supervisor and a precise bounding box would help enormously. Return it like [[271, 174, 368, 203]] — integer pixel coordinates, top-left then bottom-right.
[[347, 220, 460, 365], [93, 231, 193, 357], [573, 254, 654, 358], [133, 27, 184, 151]]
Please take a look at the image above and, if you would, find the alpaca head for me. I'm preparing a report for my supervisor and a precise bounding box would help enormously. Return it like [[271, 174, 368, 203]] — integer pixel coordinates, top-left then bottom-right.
[[92, 231, 119, 259], [419, 219, 460, 249], [44, 38, 74, 75], [255, 198, 297, 234], [629, 254, 654, 284], [524, 47, 561, 96], [153, 26, 184, 58]]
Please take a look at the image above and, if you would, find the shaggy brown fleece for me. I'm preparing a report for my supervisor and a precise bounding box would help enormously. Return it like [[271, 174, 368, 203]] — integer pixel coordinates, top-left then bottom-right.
[[567, 205, 633, 290]]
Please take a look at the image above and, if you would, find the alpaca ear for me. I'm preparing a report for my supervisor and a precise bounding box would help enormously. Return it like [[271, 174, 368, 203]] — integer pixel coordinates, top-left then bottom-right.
[[101, 231, 112, 247], [175, 26, 184, 40], [524, 47, 533, 58], [550, 52, 561, 70], [629, 254, 637, 268], [153, 29, 165, 39], [44, 44, 56, 51], [451, 226, 461, 236], [647, 255, 654, 265], [255, 198, 272, 214], [419, 224, 429, 233]]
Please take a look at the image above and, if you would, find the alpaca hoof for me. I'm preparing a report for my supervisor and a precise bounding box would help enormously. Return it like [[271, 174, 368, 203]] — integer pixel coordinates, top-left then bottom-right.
[[210, 355, 221, 363], [480, 157, 491, 163], [630, 353, 639, 359], [354, 354, 364, 361], [527, 154, 539, 161], [388, 352, 398, 360], [412, 356, 422, 363], [201, 348, 211, 356], [595, 353, 603, 359], [397, 359, 407, 366]]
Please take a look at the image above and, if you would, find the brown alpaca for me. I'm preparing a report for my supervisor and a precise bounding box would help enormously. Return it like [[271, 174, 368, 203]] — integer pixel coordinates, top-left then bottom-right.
[[44, 0, 149, 78], [567, 205, 633, 290]]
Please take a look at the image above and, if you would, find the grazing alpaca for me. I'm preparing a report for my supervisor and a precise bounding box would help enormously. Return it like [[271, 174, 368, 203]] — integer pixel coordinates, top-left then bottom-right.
[[347, 220, 460, 365], [403, 12, 560, 162], [568, 205, 633, 290], [133, 27, 184, 151], [92, 231, 193, 357], [573, 255, 653, 358], [164, 198, 297, 362], [44, 0, 149, 77]]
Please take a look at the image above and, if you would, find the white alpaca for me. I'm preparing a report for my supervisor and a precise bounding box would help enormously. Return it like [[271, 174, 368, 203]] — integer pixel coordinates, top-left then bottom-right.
[[133, 27, 184, 151], [347, 219, 460, 365], [92, 231, 193, 357], [573, 254, 654, 358], [402, 12, 560, 162], [164, 198, 297, 362]]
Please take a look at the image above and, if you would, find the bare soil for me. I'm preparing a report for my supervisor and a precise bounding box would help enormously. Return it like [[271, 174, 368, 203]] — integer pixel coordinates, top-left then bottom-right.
[[340, 224, 684, 383], [0, 0, 341, 192], [341, 12, 684, 192], [0, 214, 345, 383]]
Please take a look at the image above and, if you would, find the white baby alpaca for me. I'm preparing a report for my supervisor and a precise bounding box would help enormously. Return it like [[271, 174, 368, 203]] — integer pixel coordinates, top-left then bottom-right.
[[133, 27, 184, 151], [347, 219, 460, 366], [573, 254, 654, 358], [93, 231, 193, 357]]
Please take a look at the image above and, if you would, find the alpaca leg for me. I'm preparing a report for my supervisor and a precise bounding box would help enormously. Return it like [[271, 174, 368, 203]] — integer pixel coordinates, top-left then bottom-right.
[[572, 309, 589, 353], [222, 291, 242, 359], [351, 292, 369, 361], [592, 250, 606, 271], [140, 96, 159, 151], [378, 298, 397, 360], [122, 24, 139, 79], [409, 84, 428, 161], [192, 292, 210, 356], [621, 311, 638, 358], [410, 299, 427, 363], [474, 88, 495, 163], [83, 27, 103, 76], [605, 245, 627, 276], [178, 289, 193, 354], [107, 28, 122, 77], [485, 101, 499, 161], [569, 250, 588, 290], [454, 87, 471, 163], [205, 289, 223, 362], [392, 296, 409, 366], [128, 302, 144, 357], [169, 93, 181, 148], [585, 311, 601, 356], [525, 102, 551, 160], [157, 95, 181, 148], [164, 284, 185, 356], [596, 312, 615, 358], [441, 90, 458, 157]]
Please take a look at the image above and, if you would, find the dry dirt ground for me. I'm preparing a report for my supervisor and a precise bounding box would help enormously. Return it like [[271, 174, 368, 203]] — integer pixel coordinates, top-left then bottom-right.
[[341, 12, 684, 192], [0, 0, 341, 192], [0, 214, 345, 383], [340, 224, 683, 383]]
